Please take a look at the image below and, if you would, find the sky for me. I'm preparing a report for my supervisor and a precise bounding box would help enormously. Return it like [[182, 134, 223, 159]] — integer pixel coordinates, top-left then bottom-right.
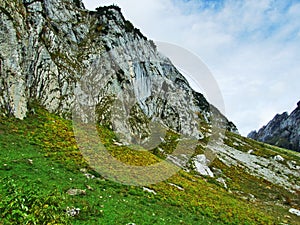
[[82, 0, 300, 136]]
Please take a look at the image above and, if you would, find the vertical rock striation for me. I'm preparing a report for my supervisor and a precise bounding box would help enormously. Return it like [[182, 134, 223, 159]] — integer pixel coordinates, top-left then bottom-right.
[[0, 0, 237, 143]]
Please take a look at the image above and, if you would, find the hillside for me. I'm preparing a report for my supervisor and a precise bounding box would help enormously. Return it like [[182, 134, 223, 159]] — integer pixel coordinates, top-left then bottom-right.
[[248, 101, 300, 152], [0, 0, 300, 224], [0, 107, 300, 224]]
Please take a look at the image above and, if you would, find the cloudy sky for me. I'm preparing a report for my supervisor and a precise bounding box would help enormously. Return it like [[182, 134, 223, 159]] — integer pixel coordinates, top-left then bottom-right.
[[82, 0, 300, 136]]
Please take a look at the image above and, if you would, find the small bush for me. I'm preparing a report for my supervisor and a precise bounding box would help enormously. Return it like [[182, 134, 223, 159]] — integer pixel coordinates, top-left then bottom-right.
[[124, 20, 134, 33]]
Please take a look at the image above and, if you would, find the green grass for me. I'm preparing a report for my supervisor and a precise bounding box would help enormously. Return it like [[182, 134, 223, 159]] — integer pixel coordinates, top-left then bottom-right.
[[0, 114, 220, 224], [0, 107, 297, 224]]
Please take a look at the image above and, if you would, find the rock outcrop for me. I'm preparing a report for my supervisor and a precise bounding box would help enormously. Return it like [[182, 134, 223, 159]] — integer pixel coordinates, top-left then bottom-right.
[[0, 0, 237, 144], [248, 101, 300, 152]]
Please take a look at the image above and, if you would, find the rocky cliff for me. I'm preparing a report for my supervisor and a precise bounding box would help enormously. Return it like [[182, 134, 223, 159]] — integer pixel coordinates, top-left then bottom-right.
[[0, 0, 237, 144], [248, 101, 300, 152]]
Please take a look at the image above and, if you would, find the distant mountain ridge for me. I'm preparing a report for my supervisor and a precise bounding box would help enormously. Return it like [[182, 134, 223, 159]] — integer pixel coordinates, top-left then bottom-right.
[[248, 101, 300, 152]]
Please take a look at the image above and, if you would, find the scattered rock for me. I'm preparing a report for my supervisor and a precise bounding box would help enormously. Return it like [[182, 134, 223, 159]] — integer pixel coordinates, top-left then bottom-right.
[[80, 168, 95, 179], [84, 173, 95, 179], [193, 155, 214, 177], [211, 143, 300, 192], [212, 167, 223, 177], [86, 185, 94, 191], [167, 154, 190, 169], [274, 155, 284, 162], [66, 207, 80, 217], [238, 192, 255, 202], [168, 183, 184, 191], [287, 161, 300, 170], [1, 164, 12, 171], [157, 147, 164, 153], [113, 141, 123, 146], [143, 187, 157, 195], [289, 208, 300, 216], [80, 168, 87, 173], [66, 189, 86, 196], [248, 194, 256, 202], [247, 150, 254, 154], [216, 177, 227, 189], [233, 142, 239, 147]]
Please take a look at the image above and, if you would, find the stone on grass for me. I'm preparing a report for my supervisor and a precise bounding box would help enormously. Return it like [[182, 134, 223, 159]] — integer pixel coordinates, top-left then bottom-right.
[[289, 208, 300, 216], [274, 155, 284, 162], [168, 183, 184, 191], [143, 187, 157, 195], [216, 177, 228, 189], [66, 207, 80, 217], [66, 188, 86, 196]]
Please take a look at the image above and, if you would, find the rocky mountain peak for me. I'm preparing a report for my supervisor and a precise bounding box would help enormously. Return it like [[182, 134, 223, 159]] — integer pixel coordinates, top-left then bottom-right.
[[248, 101, 300, 152]]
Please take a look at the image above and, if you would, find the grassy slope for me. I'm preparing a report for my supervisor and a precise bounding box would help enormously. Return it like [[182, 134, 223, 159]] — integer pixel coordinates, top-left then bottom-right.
[[0, 108, 298, 224]]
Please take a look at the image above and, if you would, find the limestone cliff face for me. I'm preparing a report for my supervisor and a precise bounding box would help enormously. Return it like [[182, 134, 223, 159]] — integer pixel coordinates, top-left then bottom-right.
[[248, 101, 300, 152], [0, 0, 237, 143], [0, 0, 87, 119]]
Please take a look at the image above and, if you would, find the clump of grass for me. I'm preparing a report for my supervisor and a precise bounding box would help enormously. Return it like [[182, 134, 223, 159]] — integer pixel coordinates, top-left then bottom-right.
[[0, 179, 70, 225]]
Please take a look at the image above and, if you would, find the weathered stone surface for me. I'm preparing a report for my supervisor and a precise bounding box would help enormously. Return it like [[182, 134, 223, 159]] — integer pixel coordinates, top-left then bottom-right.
[[66, 188, 86, 196], [289, 208, 300, 217], [0, 0, 237, 144], [192, 154, 214, 177], [210, 142, 300, 192], [274, 155, 284, 162], [248, 101, 300, 152], [66, 206, 81, 217]]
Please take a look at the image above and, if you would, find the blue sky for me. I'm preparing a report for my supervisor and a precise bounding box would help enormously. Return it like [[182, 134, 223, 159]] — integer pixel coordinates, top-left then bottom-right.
[[82, 0, 300, 135]]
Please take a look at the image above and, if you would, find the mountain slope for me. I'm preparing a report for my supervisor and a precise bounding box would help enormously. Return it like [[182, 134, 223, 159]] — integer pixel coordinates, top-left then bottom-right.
[[0, 108, 300, 224], [1, 0, 300, 224], [248, 101, 300, 152]]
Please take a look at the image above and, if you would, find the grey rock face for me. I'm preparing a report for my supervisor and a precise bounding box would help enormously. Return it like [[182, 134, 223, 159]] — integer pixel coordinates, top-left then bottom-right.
[[192, 154, 214, 177], [248, 101, 300, 152], [210, 142, 300, 192], [0, 0, 236, 144], [0, 0, 87, 119]]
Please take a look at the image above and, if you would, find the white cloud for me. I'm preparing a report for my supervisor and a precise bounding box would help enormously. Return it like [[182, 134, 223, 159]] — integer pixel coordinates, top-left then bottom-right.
[[82, 0, 300, 135]]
